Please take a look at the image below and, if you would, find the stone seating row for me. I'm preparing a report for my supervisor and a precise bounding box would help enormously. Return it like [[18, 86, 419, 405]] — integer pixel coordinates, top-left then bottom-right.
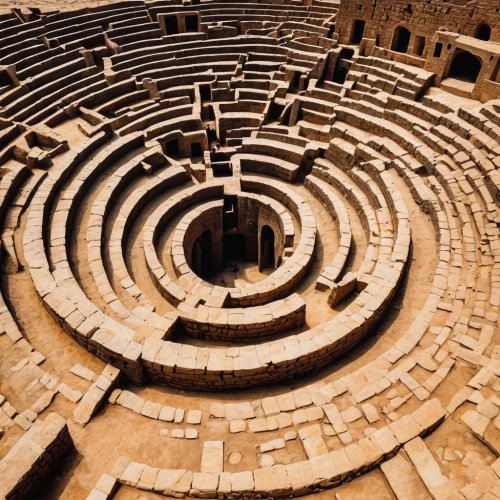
[[180, 293, 306, 342], [0, 20, 44, 57], [231, 153, 300, 182], [349, 56, 434, 99], [24, 131, 146, 384], [116, 101, 193, 136], [136, 61, 239, 88], [95, 88, 150, 117], [144, 182, 226, 307], [311, 161, 380, 276], [0, 413, 73, 500], [43, 4, 147, 34], [113, 399, 446, 498], [2, 169, 47, 274], [0, 163, 31, 227], [239, 136, 306, 174], [124, 52, 239, 80], [86, 144, 187, 335], [110, 35, 283, 69], [0, 52, 88, 108], [304, 174, 351, 291]]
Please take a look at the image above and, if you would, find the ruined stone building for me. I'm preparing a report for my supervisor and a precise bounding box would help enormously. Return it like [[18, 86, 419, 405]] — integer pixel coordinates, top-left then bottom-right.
[[0, 0, 499, 498]]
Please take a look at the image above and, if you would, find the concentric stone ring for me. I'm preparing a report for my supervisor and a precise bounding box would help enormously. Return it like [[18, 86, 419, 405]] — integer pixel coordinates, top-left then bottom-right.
[[1, 2, 499, 499]]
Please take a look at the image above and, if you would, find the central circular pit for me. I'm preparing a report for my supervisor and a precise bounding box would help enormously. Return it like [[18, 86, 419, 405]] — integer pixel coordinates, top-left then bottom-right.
[[172, 192, 293, 287]]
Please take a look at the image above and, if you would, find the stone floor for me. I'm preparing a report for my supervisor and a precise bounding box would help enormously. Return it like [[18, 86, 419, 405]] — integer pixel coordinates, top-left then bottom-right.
[[0, 1, 499, 499]]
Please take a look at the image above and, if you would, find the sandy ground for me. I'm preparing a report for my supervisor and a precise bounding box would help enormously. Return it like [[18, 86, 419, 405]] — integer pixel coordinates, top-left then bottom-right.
[[0, 19, 496, 499]]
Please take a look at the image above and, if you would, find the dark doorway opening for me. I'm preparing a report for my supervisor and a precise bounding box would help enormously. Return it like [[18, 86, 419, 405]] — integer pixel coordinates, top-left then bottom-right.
[[165, 138, 179, 156], [164, 16, 179, 35], [291, 71, 302, 92], [333, 66, 348, 84], [260, 225, 275, 270], [224, 234, 247, 261], [268, 101, 285, 121], [333, 48, 354, 84], [212, 162, 232, 177], [200, 84, 212, 101], [190, 142, 202, 157], [433, 42, 443, 58], [185, 14, 198, 32], [192, 230, 212, 278], [391, 26, 411, 53], [414, 35, 426, 56], [475, 23, 491, 41], [350, 20, 365, 44], [449, 51, 482, 83]]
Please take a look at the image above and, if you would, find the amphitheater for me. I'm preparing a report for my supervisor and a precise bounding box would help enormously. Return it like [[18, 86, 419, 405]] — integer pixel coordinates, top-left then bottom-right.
[[1, 0, 500, 498]]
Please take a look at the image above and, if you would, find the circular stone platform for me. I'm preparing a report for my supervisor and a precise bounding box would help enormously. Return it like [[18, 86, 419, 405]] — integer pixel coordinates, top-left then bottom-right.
[[0, 2, 499, 500]]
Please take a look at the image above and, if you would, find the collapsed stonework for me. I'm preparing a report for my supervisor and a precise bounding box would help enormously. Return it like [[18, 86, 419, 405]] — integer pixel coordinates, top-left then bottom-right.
[[0, 0, 499, 499]]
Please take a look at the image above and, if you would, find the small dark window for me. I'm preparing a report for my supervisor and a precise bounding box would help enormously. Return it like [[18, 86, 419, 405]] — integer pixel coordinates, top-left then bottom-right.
[[185, 14, 198, 32], [433, 42, 443, 57], [164, 15, 179, 35]]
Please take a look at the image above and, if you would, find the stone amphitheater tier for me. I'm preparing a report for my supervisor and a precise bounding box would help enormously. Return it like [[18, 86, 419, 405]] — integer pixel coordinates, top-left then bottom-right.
[[0, 1, 499, 499]]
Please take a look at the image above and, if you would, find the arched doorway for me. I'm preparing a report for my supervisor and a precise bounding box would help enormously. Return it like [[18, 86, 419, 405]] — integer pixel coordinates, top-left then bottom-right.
[[475, 23, 491, 41], [192, 230, 212, 278], [391, 26, 411, 53], [449, 51, 482, 83], [260, 225, 275, 271]]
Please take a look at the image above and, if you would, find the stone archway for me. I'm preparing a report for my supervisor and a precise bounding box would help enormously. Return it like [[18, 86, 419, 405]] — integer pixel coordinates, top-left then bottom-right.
[[475, 22, 491, 41], [259, 225, 275, 271], [449, 50, 482, 83], [391, 26, 411, 53]]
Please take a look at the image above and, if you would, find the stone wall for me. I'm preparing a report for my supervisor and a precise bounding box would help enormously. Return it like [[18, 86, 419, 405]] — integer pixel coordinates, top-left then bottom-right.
[[336, 0, 500, 52], [0, 413, 73, 499]]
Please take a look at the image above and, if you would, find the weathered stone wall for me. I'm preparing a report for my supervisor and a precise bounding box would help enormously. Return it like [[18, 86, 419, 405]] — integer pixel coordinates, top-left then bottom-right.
[[0, 413, 73, 500], [336, 0, 500, 56]]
